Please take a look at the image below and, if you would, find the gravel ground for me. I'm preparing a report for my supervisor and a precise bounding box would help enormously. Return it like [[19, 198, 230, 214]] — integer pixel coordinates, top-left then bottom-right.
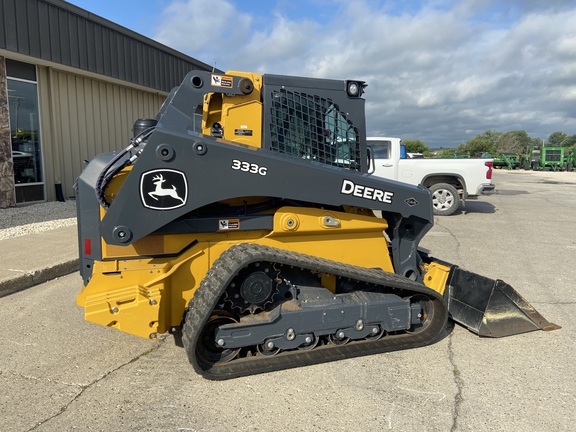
[[0, 200, 77, 241]]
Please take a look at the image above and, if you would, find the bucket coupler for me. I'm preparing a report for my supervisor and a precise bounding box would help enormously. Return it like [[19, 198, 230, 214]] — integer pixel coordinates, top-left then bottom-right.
[[447, 267, 561, 337]]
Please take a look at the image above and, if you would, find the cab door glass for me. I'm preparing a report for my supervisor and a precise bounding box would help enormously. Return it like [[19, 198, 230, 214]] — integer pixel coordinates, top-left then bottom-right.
[[324, 103, 360, 169]]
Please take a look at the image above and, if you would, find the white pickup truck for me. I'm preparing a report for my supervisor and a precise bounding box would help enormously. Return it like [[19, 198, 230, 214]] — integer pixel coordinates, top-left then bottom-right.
[[368, 137, 495, 216]]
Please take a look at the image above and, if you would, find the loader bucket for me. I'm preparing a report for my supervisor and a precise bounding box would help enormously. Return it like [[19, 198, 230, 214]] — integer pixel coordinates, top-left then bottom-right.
[[447, 267, 561, 337]]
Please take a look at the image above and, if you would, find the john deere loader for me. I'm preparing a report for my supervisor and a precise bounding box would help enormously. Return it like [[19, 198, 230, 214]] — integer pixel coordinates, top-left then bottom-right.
[[75, 71, 559, 380]]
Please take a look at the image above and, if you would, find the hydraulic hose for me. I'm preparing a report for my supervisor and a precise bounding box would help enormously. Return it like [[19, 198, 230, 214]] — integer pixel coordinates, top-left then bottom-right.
[[95, 127, 155, 210]]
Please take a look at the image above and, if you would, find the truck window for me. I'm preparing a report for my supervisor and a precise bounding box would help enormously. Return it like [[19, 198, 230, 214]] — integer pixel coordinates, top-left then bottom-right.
[[371, 140, 391, 159]]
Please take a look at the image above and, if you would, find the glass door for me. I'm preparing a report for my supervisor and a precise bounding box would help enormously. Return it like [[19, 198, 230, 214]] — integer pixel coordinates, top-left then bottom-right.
[[8, 77, 45, 203]]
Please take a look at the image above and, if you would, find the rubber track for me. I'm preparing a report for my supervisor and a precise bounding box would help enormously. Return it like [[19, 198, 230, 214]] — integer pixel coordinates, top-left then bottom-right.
[[182, 243, 448, 380]]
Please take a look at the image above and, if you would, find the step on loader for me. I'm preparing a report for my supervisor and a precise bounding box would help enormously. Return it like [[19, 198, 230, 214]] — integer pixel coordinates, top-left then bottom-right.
[[75, 71, 559, 380]]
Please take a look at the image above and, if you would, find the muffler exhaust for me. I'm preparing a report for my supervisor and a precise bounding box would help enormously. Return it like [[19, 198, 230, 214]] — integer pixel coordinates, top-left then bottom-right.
[[447, 267, 561, 337]]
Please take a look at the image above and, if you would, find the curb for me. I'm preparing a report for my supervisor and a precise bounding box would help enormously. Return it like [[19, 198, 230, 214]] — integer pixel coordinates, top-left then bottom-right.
[[0, 259, 79, 298]]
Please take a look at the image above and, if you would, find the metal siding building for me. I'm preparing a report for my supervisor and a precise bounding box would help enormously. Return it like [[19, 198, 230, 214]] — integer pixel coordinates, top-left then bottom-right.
[[0, 0, 213, 206]]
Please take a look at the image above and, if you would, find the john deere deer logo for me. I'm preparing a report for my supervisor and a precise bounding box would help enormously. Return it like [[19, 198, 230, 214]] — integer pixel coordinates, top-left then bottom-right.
[[140, 169, 188, 210], [149, 174, 185, 203]]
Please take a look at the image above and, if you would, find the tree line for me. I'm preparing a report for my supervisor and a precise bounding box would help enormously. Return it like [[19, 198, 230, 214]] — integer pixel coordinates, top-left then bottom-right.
[[403, 131, 576, 158]]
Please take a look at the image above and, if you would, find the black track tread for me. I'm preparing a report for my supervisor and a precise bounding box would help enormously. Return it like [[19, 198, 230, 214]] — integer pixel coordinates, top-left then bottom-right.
[[182, 243, 448, 380]]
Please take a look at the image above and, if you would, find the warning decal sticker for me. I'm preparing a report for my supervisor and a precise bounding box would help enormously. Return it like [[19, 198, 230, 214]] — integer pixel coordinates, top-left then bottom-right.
[[211, 74, 233, 88], [235, 129, 253, 136], [219, 219, 240, 230]]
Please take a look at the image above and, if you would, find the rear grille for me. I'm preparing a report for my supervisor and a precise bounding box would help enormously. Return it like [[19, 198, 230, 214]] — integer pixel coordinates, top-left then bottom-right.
[[545, 150, 562, 162], [269, 88, 361, 171]]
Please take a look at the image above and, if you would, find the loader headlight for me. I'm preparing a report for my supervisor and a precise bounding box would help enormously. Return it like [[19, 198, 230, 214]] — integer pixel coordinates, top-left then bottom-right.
[[346, 80, 366, 97]]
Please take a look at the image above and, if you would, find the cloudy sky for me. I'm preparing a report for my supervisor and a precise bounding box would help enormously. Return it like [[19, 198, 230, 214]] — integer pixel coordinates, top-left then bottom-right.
[[67, 0, 575, 148]]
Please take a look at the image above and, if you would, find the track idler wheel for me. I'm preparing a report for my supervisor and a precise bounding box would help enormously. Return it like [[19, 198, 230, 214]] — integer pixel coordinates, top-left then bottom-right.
[[196, 311, 241, 365]]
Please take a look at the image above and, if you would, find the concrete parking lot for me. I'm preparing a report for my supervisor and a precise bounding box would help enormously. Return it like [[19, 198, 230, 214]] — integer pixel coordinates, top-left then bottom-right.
[[0, 169, 574, 432]]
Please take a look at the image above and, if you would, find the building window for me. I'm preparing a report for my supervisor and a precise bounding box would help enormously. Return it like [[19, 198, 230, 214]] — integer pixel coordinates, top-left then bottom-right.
[[7, 73, 45, 203]]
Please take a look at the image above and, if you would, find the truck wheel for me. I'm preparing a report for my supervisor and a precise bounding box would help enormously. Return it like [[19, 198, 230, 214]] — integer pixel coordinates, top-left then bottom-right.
[[429, 183, 459, 216]]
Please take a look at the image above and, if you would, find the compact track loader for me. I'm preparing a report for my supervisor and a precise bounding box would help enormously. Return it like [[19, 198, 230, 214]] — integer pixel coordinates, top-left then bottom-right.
[[75, 71, 559, 380]]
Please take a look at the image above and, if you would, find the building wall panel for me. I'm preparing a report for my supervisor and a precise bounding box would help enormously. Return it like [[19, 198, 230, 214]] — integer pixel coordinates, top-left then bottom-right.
[[38, 2, 52, 59], [38, 67, 165, 200], [2, 0, 18, 52]]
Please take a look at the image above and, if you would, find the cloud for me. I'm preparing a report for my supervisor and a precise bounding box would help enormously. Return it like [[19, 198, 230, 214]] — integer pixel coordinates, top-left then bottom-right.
[[154, 0, 576, 147], [154, 0, 253, 68]]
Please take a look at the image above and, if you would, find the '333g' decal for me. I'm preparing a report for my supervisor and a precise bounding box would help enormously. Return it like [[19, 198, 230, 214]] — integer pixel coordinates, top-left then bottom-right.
[[231, 159, 268, 176]]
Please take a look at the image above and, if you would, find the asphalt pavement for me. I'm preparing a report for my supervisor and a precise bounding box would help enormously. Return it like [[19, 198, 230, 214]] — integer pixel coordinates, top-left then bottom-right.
[[0, 169, 575, 431]]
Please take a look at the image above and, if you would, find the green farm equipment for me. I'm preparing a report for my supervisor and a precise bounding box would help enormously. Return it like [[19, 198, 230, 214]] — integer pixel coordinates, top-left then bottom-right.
[[564, 148, 575, 171], [541, 147, 565, 171], [482, 153, 520, 169], [523, 146, 566, 171]]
